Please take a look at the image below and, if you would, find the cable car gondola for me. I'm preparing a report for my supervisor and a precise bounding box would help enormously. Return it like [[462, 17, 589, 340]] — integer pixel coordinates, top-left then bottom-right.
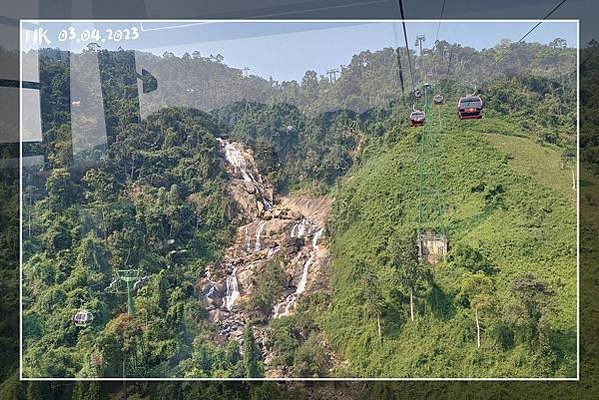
[[73, 309, 94, 327], [433, 94, 444, 104], [410, 110, 426, 127], [414, 90, 422, 100], [457, 95, 483, 119]]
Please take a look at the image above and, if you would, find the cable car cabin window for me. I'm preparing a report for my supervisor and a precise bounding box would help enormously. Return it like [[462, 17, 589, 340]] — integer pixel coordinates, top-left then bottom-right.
[[459, 100, 482, 108]]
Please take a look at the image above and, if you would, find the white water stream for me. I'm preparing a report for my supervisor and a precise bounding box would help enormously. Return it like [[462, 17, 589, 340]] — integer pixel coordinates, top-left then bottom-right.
[[217, 138, 272, 210], [217, 138, 254, 182], [255, 221, 266, 251], [273, 228, 324, 318], [290, 218, 311, 238], [225, 267, 240, 311]]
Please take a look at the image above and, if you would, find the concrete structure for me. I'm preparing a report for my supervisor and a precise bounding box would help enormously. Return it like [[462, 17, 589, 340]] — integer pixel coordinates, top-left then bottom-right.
[[417, 231, 448, 264]]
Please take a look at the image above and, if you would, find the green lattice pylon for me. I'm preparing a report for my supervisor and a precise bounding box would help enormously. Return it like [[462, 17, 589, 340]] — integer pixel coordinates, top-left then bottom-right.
[[117, 269, 140, 317]]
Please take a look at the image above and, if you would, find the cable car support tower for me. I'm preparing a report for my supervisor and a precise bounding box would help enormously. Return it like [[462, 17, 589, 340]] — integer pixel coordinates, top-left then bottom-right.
[[117, 268, 140, 317], [417, 85, 448, 264]]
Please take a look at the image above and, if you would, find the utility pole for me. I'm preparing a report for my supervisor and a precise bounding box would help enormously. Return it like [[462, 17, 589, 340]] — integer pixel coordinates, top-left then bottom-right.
[[326, 68, 339, 82]]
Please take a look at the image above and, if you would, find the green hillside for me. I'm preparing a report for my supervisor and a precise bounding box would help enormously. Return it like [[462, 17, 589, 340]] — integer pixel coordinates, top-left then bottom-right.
[[322, 99, 577, 377], [15, 41, 577, 381]]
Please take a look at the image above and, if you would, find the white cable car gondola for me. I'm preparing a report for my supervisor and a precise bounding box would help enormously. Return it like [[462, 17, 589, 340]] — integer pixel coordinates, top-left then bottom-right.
[[73, 309, 94, 327]]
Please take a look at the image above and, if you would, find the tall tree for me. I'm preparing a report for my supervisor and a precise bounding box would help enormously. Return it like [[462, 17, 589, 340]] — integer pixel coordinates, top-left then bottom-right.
[[243, 326, 262, 378], [361, 264, 385, 338], [507, 273, 555, 344], [390, 232, 431, 321], [458, 272, 495, 348]]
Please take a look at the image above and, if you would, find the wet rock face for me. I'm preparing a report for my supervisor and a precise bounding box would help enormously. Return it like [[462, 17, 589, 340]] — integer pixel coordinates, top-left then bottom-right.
[[283, 237, 304, 256], [199, 138, 333, 376], [217, 138, 275, 223]]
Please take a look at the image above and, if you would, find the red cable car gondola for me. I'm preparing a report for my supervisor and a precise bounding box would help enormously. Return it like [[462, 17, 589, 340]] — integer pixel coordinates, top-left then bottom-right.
[[457, 95, 483, 119], [410, 110, 426, 127], [433, 94, 444, 104]]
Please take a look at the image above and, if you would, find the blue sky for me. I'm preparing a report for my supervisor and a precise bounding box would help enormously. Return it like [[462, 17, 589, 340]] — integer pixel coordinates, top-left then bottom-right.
[[24, 21, 577, 82]]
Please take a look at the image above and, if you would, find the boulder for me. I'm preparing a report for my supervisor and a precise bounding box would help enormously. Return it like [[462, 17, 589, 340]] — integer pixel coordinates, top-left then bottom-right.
[[208, 309, 222, 323], [213, 282, 225, 295], [237, 268, 253, 289], [265, 187, 275, 203], [244, 182, 256, 194]]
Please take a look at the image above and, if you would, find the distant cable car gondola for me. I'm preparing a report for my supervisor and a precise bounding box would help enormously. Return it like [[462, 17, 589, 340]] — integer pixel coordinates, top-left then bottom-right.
[[73, 309, 94, 327], [410, 110, 426, 127], [414, 90, 422, 100], [433, 94, 444, 104], [457, 95, 483, 119]]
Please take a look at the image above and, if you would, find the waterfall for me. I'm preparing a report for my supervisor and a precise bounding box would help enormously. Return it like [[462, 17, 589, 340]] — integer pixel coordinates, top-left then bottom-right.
[[217, 138, 254, 182], [205, 285, 215, 299], [217, 138, 272, 210], [255, 221, 266, 251], [225, 267, 240, 311], [267, 246, 280, 258], [290, 218, 311, 238], [260, 194, 273, 210], [296, 228, 323, 294], [273, 228, 324, 318]]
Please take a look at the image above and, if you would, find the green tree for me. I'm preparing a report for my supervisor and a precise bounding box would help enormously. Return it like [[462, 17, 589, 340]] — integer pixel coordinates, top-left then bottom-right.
[[361, 265, 385, 338], [390, 232, 431, 321], [506, 273, 555, 344], [243, 327, 262, 378], [457, 272, 495, 348]]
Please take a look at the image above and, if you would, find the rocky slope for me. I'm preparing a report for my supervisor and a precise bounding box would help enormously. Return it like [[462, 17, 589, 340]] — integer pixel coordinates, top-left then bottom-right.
[[197, 138, 332, 375]]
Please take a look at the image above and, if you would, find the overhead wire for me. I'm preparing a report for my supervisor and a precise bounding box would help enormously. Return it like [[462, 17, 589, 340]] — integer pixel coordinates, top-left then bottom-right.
[[434, 0, 446, 44], [445, 24, 459, 82], [494, 0, 568, 65], [433, 0, 447, 84], [392, 23, 406, 98], [398, 0, 415, 93]]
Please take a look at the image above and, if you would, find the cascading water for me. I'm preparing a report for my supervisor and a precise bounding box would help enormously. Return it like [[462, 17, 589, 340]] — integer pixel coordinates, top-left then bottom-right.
[[273, 228, 324, 318], [205, 285, 215, 299], [255, 221, 266, 251], [267, 247, 280, 258], [290, 218, 311, 238], [225, 267, 240, 311], [217, 138, 272, 210], [296, 228, 323, 293], [217, 138, 254, 182]]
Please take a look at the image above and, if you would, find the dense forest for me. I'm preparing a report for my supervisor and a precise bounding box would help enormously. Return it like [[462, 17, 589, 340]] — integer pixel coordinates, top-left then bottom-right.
[[1, 32, 597, 399]]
